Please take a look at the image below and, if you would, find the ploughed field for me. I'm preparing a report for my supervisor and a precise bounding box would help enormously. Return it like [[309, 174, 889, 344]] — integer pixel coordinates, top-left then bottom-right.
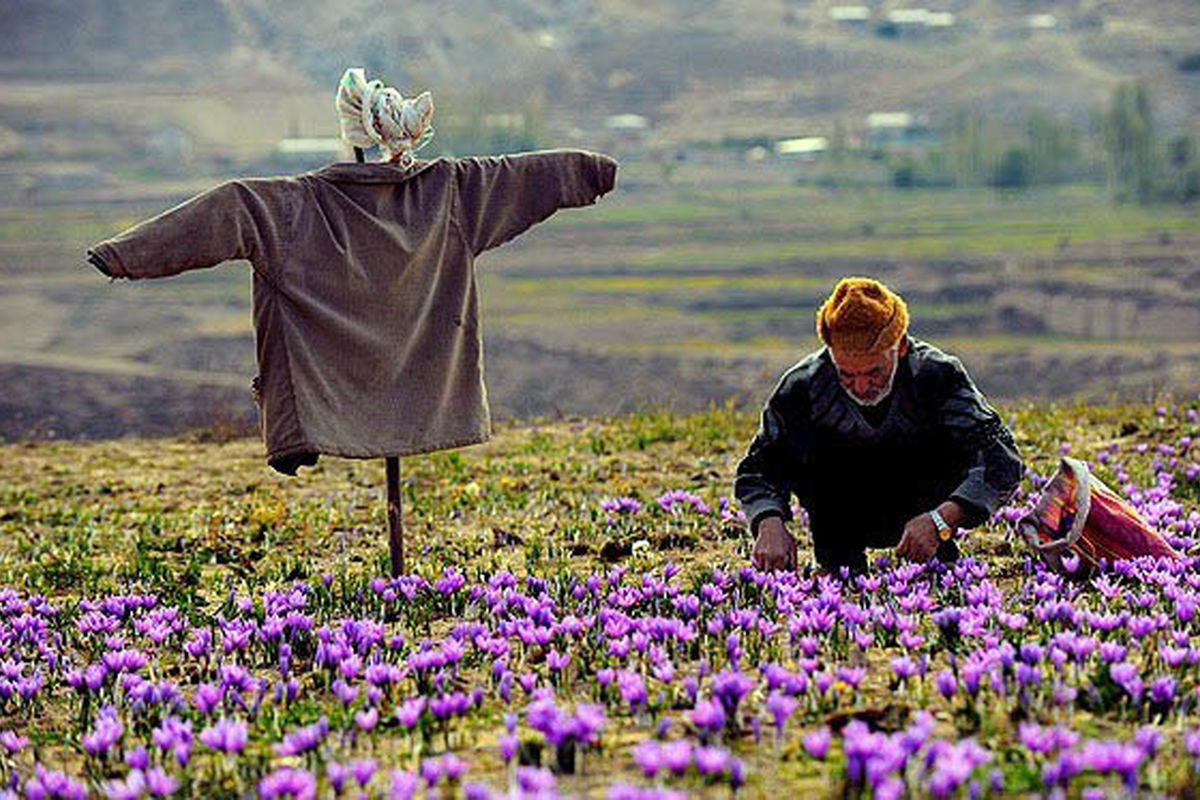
[[1, 397, 1199, 797], [4, 168, 1200, 445]]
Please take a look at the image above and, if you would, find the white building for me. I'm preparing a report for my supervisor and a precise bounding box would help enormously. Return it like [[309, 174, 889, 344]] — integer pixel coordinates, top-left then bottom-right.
[[829, 6, 870, 23], [887, 8, 955, 29], [867, 112, 914, 130], [888, 8, 930, 25], [776, 137, 830, 158], [605, 114, 650, 133]]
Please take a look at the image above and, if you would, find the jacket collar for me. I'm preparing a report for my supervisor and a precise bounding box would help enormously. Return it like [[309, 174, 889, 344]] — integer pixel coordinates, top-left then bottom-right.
[[307, 158, 441, 184]]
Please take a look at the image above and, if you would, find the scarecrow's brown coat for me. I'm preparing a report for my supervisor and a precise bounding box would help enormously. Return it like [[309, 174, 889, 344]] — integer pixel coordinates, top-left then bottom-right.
[[89, 150, 617, 472]]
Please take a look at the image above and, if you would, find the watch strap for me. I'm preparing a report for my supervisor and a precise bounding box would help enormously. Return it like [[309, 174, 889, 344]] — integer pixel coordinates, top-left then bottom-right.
[[929, 508, 953, 540]]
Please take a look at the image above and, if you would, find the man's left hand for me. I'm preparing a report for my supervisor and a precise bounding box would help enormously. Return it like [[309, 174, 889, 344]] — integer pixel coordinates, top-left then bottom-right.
[[897, 512, 941, 563]]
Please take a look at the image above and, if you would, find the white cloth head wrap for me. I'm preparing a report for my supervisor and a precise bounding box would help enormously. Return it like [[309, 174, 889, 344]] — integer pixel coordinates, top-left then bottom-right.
[[336, 68, 434, 166]]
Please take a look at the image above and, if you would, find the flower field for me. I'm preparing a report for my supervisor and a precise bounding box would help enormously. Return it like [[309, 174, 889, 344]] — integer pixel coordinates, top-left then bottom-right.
[[1, 398, 1199, 798]]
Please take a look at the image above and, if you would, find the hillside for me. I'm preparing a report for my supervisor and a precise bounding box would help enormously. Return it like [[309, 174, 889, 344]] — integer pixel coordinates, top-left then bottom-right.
[[2, 0, 1198, 148]]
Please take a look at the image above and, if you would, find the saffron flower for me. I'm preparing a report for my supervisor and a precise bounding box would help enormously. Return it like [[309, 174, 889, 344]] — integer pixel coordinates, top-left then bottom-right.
[[199, 718, 248, 755], [258, 767, 317, 800]]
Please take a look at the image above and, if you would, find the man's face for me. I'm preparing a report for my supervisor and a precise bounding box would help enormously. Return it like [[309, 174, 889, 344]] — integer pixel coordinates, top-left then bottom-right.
[[830, 343, 902, 406]]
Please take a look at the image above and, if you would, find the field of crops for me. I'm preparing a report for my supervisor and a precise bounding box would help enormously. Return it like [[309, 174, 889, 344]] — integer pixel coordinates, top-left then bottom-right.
[[5, 170, 1200, 445], [1, 394, 1199, 798]]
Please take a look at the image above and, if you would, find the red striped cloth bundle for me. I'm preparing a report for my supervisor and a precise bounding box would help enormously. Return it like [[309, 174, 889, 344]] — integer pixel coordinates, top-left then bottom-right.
[[1018, 457, 1180, 577]]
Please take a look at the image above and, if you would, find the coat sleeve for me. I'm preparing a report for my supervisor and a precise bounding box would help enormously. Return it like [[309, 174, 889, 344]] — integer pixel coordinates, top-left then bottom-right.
[[86, 179, 293, 281], [453, 150, 617, 255], [734, 388, 807, 534], [938, 357, 1025, 527]]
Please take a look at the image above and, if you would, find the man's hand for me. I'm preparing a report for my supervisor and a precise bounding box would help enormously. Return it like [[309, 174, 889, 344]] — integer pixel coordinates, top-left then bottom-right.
[[896, 512, 940, 563], [752, 516, 797, 572]]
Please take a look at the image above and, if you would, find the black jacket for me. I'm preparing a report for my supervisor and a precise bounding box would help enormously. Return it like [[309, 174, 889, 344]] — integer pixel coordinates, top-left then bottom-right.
[[735, 338, 1024, 545]]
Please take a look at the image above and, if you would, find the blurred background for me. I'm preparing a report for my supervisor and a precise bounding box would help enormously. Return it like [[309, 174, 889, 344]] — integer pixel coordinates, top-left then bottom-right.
[[1, 0, 1198, 441]]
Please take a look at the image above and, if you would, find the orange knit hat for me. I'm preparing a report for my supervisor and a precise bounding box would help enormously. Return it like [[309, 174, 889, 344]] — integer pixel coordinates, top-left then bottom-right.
[[816, 277, 909, 354]]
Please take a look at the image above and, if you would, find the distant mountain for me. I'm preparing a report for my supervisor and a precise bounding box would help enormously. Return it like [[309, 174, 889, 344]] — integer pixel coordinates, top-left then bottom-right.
[[3, 0, 1198, 140]]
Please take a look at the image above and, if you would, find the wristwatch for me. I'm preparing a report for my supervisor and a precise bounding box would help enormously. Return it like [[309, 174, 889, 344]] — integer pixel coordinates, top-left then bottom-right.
[[929, 509, 954, 541]]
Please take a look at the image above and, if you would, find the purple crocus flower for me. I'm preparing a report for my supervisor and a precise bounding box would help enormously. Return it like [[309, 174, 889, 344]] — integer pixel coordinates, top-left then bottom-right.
[[516, 766, 556, 793], [1135, 726, 1163, 758], [327, 762, 351, 796], [103, 770, 145, 800], [836, 666, 867, 690], [355, 707, 379, 732], [546, 650, 570, 671], [634, 740, 663, 778], [83, 706, 124, 758], [258, 767, 317, 800], [662, 740, 693, 776], [397, 697, 426, 729], [711, 670, 755, 717], [193, 683, 222, 716], [891, 657, 919, 682], [574, 704, 607, 745], [695, 746, 730, 777], [441, 753, 468, 783], [935, 670, 957, 701], [1150, 676, 1177, 707], [689, 699, 726, 737], [199, 718, 248, 755], [617, 671, 648, 712], [26, 766, 89, 800], [124, 747, 150, 772], [0, 730, 29, 754], [464, 784, 490, 800], [275, 717, 330, 757], [765, 692, 798, 738], [351, 759, 377, 788], [145, 767, 179, 797], [389, 770, 420, 800], [420, 757, 443, 788], [803, 727, 832, 760], [499, 733, 520, 763]]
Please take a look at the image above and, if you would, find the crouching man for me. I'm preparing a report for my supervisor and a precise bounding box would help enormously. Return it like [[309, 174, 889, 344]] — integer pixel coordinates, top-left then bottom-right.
[[735, 277, 1024, 574]]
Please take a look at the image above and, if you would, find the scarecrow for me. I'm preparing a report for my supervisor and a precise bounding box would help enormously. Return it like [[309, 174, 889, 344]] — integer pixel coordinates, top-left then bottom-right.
[[88, 69, 618, 572]]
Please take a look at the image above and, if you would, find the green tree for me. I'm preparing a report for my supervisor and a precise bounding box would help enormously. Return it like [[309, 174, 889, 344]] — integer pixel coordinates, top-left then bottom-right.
[[947, 107, 1003, 187], [992, 147, 1033, 189], [1167, 134, 1199, 203], [1101, 82, 1157, 202], [1025, 109, 1080, 184]]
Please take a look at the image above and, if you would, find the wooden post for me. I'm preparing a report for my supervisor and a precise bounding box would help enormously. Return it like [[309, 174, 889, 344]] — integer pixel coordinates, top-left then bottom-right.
[[355, 145, 406, 577], [386, 456, 405, 577]]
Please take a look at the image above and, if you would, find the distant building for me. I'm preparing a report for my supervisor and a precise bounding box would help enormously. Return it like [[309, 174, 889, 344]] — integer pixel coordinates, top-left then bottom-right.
[[886, 8, 955, 30], [866, 112, 930, 148], [868, 112, 914, 130], [776, 137, 830, 159], [829, 5, 870, 23], [1027, 14, 1057, 30], [605, 114, 649, 133], [888, 8, 929, 26]]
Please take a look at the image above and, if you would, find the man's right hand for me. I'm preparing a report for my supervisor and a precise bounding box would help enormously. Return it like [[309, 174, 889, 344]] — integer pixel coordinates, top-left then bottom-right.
[[752, 516, 797, 572]]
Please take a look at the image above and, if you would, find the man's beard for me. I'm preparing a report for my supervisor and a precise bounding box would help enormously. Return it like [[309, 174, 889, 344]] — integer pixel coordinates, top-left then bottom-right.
[[847, 357, 898, 407]]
